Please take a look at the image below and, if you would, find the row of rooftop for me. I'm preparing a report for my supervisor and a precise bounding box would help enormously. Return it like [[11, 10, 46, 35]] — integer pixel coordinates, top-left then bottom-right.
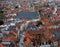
[[0, 0, 60, 47]]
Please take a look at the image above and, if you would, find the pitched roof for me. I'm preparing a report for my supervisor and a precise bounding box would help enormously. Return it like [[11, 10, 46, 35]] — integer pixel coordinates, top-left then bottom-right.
[[50, 30, 60, 39], [17, 12, 39, 20], [27, 25, 39, 30], [54, 20, 60, 25]]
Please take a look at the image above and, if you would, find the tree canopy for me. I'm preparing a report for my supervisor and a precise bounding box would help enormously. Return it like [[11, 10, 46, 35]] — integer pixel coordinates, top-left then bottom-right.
[[0, 20, 4, 25], [0, 8, 4, 19], [0, 8, 4, 25]]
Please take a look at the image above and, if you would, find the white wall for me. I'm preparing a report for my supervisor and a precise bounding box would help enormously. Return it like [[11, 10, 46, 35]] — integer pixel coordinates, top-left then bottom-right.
[[40, 45, 50, 47]]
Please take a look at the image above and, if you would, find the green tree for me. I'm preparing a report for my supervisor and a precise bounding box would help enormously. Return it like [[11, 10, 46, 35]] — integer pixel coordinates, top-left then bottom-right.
[[36, 20, 43, 26], [0, 8, 4, 25], [35, 34, 44, 40], [0, 8, 4, 19], [0, 20, 4, 25]]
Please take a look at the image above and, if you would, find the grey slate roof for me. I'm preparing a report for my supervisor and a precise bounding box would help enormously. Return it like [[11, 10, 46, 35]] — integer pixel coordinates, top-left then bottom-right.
[[17, 12, 39, 20], [50, 30, 60, 40], [54, 20, 60, 25], [57, 6, 60, 9], [6, 20, 17, 25], [7, 27, 16, 31], [27, 25, 39, 30]]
